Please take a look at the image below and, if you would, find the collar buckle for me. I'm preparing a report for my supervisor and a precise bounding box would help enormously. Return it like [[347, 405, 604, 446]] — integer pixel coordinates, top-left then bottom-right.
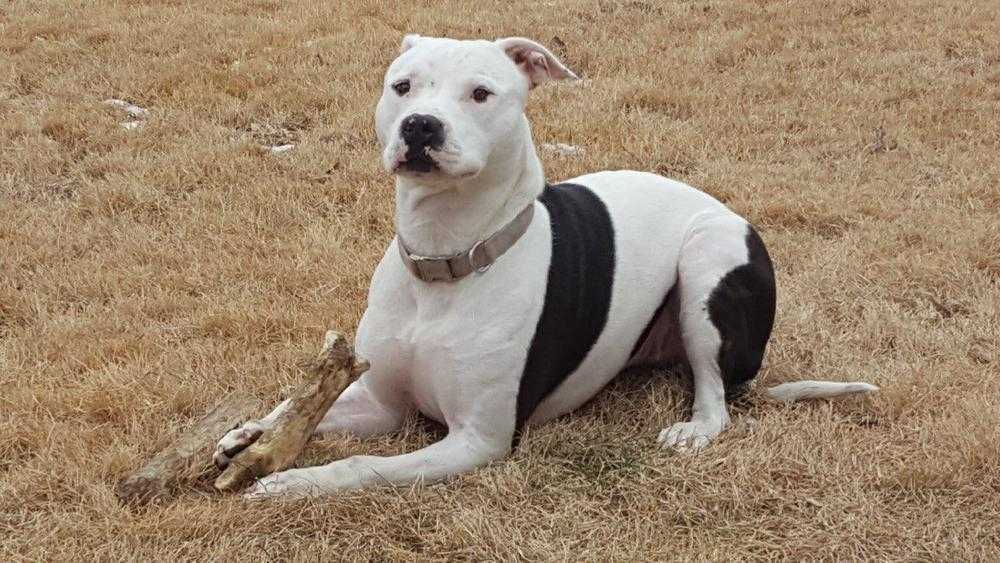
[[468, 240, 492, 273]]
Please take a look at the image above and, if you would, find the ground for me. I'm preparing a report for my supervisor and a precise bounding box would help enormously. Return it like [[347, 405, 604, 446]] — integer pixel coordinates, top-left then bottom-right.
[[2, 0, 999, 560]]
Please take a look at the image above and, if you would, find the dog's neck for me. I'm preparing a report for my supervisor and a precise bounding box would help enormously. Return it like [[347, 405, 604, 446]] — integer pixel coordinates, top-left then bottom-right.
[[394, 116, 544, 257]]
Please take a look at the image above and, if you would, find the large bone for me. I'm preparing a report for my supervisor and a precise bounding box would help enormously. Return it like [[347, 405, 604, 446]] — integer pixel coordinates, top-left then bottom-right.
[[214, 330, 368, 492], [115, 391, 261, 505]]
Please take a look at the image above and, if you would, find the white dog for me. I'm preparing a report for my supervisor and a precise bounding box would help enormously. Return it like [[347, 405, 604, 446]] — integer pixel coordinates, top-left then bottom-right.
[[214, 35, 877, 499]]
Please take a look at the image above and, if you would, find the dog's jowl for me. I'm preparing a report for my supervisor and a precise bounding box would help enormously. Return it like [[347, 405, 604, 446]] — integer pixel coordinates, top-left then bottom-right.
[[214, 35, 877, 499]]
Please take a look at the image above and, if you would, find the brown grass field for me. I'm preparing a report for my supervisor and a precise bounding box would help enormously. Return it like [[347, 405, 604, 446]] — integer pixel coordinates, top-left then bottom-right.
[[2, 0, 999, 559]]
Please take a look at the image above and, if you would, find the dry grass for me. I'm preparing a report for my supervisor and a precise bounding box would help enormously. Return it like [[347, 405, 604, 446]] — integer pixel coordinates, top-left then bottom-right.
[[2, 0, 999, 559]]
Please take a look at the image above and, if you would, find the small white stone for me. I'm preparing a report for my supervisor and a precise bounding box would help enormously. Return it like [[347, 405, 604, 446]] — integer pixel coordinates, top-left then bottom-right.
[[268, 144, 295, 154], [541, 142, 584, 157], [121, 121, 143, 131], [103, 98, 150, 119]]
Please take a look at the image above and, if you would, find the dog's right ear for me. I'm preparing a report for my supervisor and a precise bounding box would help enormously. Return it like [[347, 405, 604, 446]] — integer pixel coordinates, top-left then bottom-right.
[[399, 34, 422, 54]]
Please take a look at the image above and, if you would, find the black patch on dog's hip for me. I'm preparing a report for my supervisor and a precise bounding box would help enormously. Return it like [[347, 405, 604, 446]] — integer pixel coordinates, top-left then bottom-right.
[[706, 225, 776, 399], [514, 183, 615, 446]]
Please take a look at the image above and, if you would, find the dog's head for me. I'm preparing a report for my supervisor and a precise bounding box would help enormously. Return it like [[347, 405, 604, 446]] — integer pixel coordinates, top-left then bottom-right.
[[375, 35, 577, 182]]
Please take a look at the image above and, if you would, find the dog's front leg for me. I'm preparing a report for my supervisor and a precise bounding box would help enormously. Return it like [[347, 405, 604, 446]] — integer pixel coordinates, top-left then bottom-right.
[[214, 377, 407, 469], [243, 431, 508, 500]]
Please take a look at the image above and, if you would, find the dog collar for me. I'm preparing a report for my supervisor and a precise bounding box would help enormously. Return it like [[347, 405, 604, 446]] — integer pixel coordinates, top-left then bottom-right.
[[396, 202, 535, 283]]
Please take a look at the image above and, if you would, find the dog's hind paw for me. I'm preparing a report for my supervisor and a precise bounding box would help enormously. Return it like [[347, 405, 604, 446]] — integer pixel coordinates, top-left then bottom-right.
[[657, 419, 724, 453], [213, 421, 264, 470]]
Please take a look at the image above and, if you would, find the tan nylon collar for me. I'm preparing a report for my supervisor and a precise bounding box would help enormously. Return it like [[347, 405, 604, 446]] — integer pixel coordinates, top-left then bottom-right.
[[397, 202, 535, 283]]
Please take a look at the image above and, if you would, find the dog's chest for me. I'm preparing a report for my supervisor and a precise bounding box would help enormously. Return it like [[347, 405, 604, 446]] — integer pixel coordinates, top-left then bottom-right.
[[363, 258, 547, 424]]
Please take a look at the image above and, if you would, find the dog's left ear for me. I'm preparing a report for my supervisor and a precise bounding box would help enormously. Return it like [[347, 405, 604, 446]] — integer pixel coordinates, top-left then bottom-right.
[[495, 37, 579, 89]]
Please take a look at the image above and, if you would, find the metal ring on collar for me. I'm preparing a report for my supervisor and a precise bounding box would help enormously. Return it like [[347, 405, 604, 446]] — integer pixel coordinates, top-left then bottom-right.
[[468, 240, 492, 273]]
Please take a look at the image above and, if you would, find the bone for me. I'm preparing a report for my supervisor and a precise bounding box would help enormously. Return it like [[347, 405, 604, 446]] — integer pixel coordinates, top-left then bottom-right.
[[541, 142, 584, 157], [214, 331, 368, 492], [103, 98, 150, 120], [115, 391, 261, 506]]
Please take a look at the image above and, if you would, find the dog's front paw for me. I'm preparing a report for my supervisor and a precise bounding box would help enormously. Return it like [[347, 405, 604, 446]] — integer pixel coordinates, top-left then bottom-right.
[[243, 468, 326, 501], [213, 421, 264, 470], [657, 419, 725, 453]]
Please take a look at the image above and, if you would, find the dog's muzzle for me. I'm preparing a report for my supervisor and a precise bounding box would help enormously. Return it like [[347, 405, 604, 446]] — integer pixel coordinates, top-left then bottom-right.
[[397, 202, 535, 283], [399, 113, 445, 172]]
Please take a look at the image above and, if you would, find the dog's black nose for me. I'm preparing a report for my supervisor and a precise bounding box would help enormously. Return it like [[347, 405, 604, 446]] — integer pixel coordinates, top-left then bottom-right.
[[400, 114, 445, 149]]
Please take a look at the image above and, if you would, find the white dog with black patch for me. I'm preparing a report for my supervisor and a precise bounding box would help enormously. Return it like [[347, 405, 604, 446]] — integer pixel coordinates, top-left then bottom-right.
[[214, 35, 877, 499]]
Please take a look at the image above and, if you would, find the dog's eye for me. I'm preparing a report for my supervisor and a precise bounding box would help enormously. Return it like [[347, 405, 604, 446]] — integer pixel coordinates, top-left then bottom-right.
[[472, 87, 492, 103], [392, 80, 411, 96]]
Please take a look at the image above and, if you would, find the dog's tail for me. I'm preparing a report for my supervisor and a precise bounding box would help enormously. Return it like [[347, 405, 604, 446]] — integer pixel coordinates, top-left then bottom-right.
[[762, 380, 879, 402]]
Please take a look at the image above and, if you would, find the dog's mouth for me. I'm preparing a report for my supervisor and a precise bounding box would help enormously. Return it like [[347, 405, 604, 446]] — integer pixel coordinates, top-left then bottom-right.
[[387, 142, 480, 179], [397, 154, 439, 173], [393, 142, 442, 174]]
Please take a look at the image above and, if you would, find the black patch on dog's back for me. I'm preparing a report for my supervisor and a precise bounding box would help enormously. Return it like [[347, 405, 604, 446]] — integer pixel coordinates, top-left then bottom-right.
[[514, 183, 615, 446], [706, 225, 776, 399]]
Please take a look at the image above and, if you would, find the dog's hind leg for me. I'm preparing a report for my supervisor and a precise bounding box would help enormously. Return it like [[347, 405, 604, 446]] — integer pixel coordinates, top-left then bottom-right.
[[657, 215, 776, 452]]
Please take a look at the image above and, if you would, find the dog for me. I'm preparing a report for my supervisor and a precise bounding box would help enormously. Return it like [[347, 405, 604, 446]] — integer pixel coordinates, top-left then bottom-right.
[[214, 35, 877, 499]]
